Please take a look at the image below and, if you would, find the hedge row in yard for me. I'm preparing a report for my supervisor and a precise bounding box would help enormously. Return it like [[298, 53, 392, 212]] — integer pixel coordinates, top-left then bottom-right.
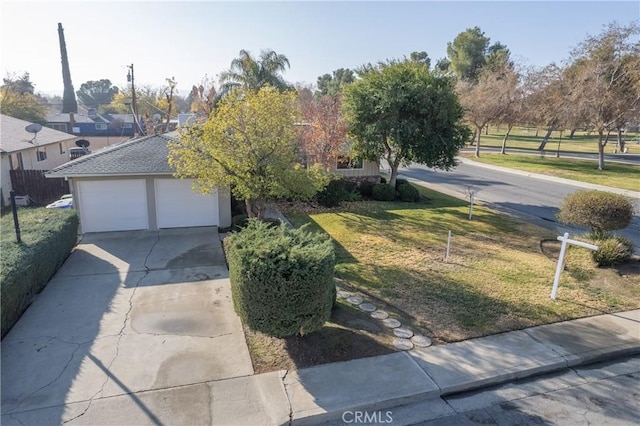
[[1, 208, 78, 338], [226, 219, 336, 337]]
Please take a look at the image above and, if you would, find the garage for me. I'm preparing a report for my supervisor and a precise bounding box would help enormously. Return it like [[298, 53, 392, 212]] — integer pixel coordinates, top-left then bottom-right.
[[77, 179, 148, 233], [155, 178, 218, 228]]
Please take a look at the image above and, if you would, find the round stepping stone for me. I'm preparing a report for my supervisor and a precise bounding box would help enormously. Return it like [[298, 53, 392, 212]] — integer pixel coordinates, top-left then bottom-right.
[[393, 338, 414, 350], [337, 290, 351, 299], [382, 318, 401, 328], [370, 310, 389, 320], [411, 335, 433, 348], [359, 303, 377, 312], [346, 296, 363, 305], [393, 327, 414, 339]]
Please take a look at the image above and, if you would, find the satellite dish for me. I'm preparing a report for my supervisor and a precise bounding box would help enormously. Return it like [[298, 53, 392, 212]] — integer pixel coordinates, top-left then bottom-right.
[[25, 123, 42, 144], [76, 139, 90, 148], [25, 123, 42, 134]]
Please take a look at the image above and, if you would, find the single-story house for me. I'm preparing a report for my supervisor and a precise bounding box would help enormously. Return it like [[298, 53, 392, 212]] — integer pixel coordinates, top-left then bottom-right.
[[46, 133, 231, 234], [1, 114, 82, 206]]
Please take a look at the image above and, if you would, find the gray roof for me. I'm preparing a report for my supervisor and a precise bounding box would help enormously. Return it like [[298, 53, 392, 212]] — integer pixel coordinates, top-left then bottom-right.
[[47, 133, 178, 177], [1, 114, 77, 153], [45, 113, 135, 124]]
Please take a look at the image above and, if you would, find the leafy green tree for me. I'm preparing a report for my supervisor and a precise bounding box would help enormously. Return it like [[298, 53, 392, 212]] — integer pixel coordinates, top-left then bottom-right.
[[219, 49, 292, 94], [76, 79, 119, 108], [447, 27, 490, 81], [316, 68, 355, 97], [2, 72, 35, 95], [0, 89, 47, 123], [169, 87, 329, 218], [343, 59, 471, 187], [410, 51, 431, 68]]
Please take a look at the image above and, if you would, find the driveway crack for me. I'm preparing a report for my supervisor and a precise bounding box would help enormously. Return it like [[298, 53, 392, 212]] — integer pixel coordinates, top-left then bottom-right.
[[280, 369, 293, 425]]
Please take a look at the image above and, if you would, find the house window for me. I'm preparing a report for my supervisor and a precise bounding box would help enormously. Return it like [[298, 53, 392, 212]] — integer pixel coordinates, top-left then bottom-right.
[[59, 143, 65, 154], [123, 123, 133, 128], [95, 123, 108, 130], [336, 156, 363, 170], [16, 152, 24, 169], [36, 147, 47, 162], [48, 123, 68, 132]]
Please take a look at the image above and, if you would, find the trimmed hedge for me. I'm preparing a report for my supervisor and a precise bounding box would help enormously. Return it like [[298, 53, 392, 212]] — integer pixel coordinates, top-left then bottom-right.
[[1, 208, 78, 338], [397, 183, 420, 202], [372, 184, 396, 201], [394, 178, 409, 189], [316, 178, 348, 207], [557, 190, 634, 234], [226, 219, 336, 337]]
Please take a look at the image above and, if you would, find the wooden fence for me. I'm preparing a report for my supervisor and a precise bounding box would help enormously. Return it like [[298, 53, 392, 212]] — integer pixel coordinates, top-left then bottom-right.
[[9, 170, 70, 206]]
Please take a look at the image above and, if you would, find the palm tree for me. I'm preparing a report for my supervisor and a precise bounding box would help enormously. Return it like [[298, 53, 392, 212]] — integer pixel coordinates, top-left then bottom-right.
[[219, 49, 292, 94]]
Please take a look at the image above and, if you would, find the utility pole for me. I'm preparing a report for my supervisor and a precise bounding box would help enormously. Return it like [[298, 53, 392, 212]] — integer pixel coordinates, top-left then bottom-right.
[[127, 64, 141, 136]]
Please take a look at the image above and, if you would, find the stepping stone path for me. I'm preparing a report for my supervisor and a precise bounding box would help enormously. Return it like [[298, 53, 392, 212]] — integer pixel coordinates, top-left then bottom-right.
[[382, 318, 401, 329], [393, 327, 414, 338], [359, 303, 376, 312], [411, 335, 433, 348], [393, 338, 414, 350], [335, 284, 432, 351], [370, 310, 389, 320]]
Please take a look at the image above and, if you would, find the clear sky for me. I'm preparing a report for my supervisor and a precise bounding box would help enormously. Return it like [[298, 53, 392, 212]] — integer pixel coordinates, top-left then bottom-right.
[[1, 1, 639, 96]]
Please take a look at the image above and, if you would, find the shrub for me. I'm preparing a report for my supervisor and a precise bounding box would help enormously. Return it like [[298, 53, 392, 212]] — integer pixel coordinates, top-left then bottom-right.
[[1, 208, 78, 338], [226, 219, 336, 337], [231, 214, 248, 231], [591, 236, 633, 267], [380, 177, 387, 184], [557, 190, 634, 234], [372, 183, 396, 201], [316, 178, 348, 207], [343, 190, 363, 202], [394, 178, 409, 189], [397, 183, 420, 202], [358, 181, 376, 198]]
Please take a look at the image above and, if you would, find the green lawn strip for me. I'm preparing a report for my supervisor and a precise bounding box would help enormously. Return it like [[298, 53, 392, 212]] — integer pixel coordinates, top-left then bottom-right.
[[462, 153, 640, 192], [478, 127, 640, 155], [284, 186, 639, 342]]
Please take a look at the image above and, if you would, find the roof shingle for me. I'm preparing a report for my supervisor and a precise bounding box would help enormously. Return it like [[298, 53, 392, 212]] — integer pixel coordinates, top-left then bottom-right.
[[47, 133, 178, 177], [1, 114, 77, 153]]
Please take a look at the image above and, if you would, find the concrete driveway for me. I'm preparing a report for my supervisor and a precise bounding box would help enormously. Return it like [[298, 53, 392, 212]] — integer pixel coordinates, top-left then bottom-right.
[[1, 227, 253, 425]]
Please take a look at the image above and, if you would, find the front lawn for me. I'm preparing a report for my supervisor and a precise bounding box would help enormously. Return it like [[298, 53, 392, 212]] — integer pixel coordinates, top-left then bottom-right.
[[463, 153, 640, 192], [283, 187, 640, 342]]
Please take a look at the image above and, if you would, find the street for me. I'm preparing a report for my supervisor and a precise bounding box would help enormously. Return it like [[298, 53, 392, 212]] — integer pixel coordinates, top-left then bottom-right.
[[398, 161, 640, 251]]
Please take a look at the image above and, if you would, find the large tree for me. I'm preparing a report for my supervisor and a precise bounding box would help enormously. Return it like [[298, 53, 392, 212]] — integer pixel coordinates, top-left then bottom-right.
[[343, 59, 471, 187], [1, 73, 46, 123], [447, 27, 509, 82], [219, 49, 292, 94], [565, 22, 640, 170], [169, 87, 328, 218], [316, 68, 355, 97], [76, 79, 119, 109], [457, 56, 518, 157], [298, 92, 348, 170]]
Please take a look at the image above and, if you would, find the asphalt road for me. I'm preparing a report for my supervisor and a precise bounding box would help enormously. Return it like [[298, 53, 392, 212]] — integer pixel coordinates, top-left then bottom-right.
[[397, 161, 640, 250]]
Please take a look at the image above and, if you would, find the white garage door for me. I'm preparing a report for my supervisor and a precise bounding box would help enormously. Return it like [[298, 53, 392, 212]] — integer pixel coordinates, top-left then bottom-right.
[[78, 180, 148, 233], [155, 179, 218, 228]]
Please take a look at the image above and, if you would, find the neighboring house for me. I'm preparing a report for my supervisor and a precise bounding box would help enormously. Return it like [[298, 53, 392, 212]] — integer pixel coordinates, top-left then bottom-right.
[[45, 109, 136, 151], [46, 134, 232, 234], [332, 155, 379, 180], [0, 114, 80, 206]]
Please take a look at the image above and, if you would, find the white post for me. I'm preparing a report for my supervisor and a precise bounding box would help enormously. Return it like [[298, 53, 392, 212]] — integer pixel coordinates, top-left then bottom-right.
[[551, 233, 599, 300], [445, 230, 451, 262], [551, 232, 569, 300], [468, 195, 474, 219]]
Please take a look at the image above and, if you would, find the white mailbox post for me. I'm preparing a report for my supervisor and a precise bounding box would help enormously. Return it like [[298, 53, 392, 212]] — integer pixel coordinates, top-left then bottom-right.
[[551, 232, 599, 300]]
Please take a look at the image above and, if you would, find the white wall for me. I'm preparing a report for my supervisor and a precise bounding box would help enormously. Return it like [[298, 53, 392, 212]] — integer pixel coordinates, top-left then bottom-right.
[[1, 155, 12, 206]]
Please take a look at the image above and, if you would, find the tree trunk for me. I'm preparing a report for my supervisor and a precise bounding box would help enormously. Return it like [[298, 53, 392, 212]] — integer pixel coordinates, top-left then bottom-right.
[[556, 130, 563, 158], [245, 198, 266, 220], [535, 128, 540, 138], [597, 131, 606, 171], [475, 126, 482, 157], [537, 123, 557, 150], [500, 124, 513, 154], [569, 128, 576, 140], [485, 125, 489, 135], [617, 128, 625, 153]]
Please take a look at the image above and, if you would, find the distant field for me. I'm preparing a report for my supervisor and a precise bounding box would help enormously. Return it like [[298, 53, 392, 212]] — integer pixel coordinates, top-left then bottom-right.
[[476, 126, 640, 155]]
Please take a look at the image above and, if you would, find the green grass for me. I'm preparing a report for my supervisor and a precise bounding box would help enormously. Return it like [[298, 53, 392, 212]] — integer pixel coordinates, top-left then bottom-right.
[[478, 126, 640, 155], [283, 186, 640, 342], [463, 153, 640, 192]]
